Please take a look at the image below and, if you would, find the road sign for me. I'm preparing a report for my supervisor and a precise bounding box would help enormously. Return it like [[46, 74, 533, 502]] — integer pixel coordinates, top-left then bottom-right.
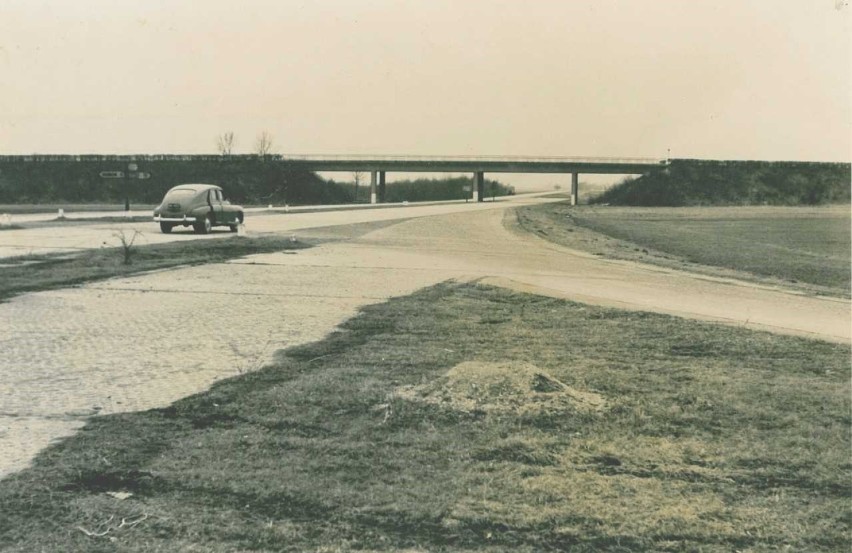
[[98, 167, 151, 212], [100, 171, 151, 179]]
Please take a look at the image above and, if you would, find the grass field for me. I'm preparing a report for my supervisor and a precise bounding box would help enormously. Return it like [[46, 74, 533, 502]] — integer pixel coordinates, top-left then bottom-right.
[[515, 203, 851, 297], [0, 282, 848, 551]]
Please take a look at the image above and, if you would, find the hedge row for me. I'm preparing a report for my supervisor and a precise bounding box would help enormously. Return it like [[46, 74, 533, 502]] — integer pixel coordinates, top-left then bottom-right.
[[592, 160, 850, 206], [0, 159, 351, 205]]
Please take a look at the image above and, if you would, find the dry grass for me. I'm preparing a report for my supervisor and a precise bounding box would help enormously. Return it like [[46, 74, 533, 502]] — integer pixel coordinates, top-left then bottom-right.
[[0, 283, 848, 551], [391, 361, 607, 416]]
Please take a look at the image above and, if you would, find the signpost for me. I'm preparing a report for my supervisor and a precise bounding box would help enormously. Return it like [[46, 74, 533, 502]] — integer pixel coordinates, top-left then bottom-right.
[[99, 163, 151, 213], [99, 171, 125, 178]]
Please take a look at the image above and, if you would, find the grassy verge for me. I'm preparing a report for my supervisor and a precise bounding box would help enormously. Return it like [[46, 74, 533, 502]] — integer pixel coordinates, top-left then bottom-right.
[[0, 235, 309, 302], [515, 202, 851, 297], [0, 204, 158, 214], [6, 216, 155, 229], [1, 283, 848, 551], [50, 216, 153, 225]]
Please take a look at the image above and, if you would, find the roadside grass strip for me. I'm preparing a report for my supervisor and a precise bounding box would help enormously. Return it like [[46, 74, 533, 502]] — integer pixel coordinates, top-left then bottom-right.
[[515, 203, 851, 298], [0, 283, 848, 551], [0, 235, 310, 302]]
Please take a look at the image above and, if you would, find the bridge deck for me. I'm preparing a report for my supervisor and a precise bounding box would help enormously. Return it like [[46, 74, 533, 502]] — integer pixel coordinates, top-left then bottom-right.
[[282, 155, 668, 174]]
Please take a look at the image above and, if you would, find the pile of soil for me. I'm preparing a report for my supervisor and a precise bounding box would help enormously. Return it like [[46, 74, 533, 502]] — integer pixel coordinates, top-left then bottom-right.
[[393, 361, 606, 416]]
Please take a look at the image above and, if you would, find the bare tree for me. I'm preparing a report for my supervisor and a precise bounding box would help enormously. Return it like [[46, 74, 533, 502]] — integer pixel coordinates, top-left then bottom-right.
[[112, 229, 142, 265], [352, 171, 364, 203], [216, 131, 236, 155], [255, 131, 274, 157]]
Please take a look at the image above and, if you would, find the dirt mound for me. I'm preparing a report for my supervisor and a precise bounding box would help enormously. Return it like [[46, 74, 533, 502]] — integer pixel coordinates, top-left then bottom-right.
[[393, 361, 606, 415]]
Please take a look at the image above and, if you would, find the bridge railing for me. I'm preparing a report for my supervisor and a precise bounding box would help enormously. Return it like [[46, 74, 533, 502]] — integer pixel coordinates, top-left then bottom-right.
[[280, 154, 668, 165], [0, 154, 670, 166]]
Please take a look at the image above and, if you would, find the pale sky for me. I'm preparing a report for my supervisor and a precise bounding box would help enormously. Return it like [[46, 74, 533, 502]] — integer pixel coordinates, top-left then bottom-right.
[[1, 0, 849, 187]]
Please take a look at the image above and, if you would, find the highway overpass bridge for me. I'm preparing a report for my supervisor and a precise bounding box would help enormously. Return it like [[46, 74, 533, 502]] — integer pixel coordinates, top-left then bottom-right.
[[282, 155, 669, 204], [0, 154, 669, 205]]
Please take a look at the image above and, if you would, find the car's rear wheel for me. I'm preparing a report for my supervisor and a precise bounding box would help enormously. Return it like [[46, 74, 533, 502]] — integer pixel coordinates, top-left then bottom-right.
[[194, 214, 213, 234], [229, 212, 244, 232], [159, 222, 174, 234]]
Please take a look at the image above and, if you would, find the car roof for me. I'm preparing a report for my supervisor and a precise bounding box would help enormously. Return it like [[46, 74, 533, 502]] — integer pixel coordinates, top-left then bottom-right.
[[167, 184, 222, 192]]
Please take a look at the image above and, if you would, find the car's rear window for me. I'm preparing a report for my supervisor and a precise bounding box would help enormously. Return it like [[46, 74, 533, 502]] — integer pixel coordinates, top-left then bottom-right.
[[165, 189, 195, 199]]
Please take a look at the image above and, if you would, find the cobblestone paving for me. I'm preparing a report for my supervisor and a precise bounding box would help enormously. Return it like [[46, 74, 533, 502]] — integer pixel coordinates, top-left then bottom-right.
[[0, 251, 462, 477]]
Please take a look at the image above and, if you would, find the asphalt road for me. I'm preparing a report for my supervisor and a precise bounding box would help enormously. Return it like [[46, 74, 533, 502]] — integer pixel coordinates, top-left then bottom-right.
[[0, 195, 537, 258], [0, 194, 848, 477]]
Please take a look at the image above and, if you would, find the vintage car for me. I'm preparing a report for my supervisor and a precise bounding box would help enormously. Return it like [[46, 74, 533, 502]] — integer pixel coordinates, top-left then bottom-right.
[[153, 184, 244, 234]]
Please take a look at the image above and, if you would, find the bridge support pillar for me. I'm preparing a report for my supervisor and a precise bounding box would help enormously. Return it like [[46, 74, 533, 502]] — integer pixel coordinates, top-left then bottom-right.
[[473, 171, 484, 202], [370, 171, 377, 204], [378, 171, 386, 203], [571, 172, 579, 206]]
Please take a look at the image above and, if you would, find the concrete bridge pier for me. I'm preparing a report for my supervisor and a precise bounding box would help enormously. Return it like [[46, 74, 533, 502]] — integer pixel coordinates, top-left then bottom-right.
[[378, 171, 386, 203], [370, 171, 377, 204], [473, 171, 484, 202], [571, 172, 579, 206]]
